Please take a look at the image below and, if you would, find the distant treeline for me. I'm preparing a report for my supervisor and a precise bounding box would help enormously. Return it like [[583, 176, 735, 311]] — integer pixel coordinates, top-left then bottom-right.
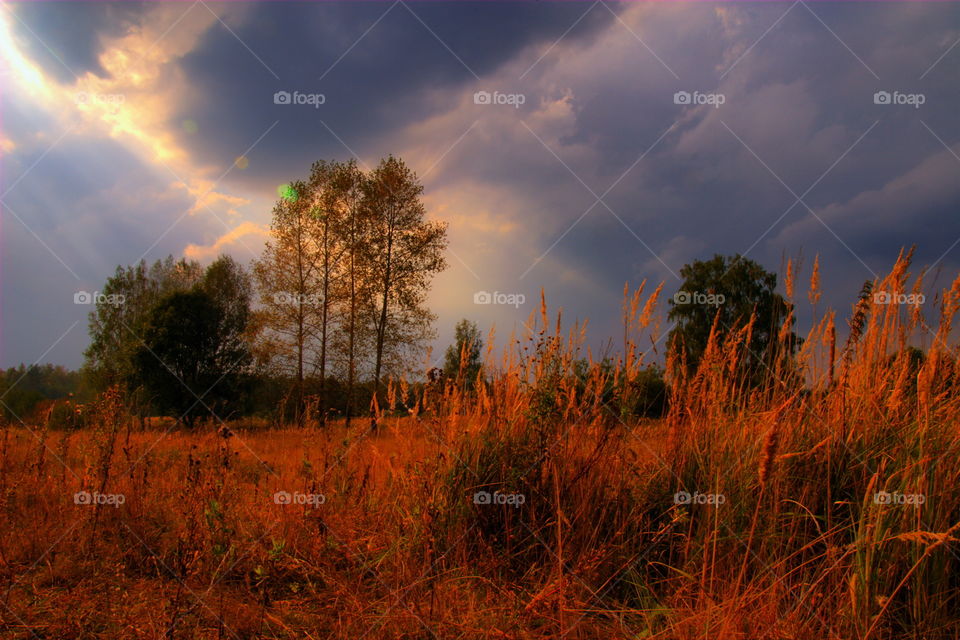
[[0, 364, 87, 423], [0, 362, 402, 427]]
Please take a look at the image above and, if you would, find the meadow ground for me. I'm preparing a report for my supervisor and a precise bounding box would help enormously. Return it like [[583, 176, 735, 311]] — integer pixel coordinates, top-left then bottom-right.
[[0, 417, 671, 639], [2, 255, 960, 639]]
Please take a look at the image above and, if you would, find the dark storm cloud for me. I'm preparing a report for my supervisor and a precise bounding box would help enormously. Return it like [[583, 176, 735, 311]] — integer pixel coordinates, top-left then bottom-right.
[[774, 143, 960, 268], [170, 1, 619, 188], [10, 1, 147, 82], [396, 0, 960, 347], [511, 2, 959, 288], [4, 1, 960, 368]]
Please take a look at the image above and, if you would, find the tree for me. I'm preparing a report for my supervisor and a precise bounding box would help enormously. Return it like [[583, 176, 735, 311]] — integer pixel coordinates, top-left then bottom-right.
[[202, 255, 253, 344], [132, 259, 253, 428], [250, 156, 449, 428], [328, 159, 369, 428], [253, 180, 324, 427], [84, 257, 203, 388], [0, 364, 84, 423], [444, 319, 483, 388], [363, 156, 448, 427], [668, 254, 798, 380], [84, 256, 203, 421], [309, 161, 347, 426]]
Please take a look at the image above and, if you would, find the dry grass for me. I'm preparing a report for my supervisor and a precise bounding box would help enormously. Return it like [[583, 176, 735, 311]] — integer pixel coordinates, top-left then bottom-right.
[[2, 253, 960, 639]]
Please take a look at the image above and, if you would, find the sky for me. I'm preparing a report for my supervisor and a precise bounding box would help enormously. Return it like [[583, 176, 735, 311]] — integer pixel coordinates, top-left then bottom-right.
[[1, 1, 959, 370]]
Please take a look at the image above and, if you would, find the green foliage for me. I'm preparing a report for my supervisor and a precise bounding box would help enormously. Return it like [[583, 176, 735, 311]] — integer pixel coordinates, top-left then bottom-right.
[[83, 256, 203, 398], [130, 257, 253, 428], [443, 319, 483, 388], [198, 255, 254, 370], [572, 358, 668, 420], [46, 398, 87, 430], [624, 364, 668, 419], [668, 254, 798, 382], [0, 363, 84, 423], [134, 290, 222, 427]]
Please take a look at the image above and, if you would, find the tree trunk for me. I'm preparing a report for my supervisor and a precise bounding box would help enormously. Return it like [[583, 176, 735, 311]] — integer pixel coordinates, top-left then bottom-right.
[[296, 220, 306, 430], [345, 214, 356, 429], [371, 229, 393, 432], [346, 259, 355, 428], [297, 310, 304, 428], [319, 221, 330, 428]]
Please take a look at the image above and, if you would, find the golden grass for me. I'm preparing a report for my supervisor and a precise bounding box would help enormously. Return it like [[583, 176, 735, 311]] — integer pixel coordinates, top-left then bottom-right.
[[2, 252, 960, 639]]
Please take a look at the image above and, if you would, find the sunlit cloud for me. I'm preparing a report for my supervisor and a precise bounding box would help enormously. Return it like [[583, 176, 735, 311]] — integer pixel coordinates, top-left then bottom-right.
[[3, 0, 959, 370], [0, 3, 251, 220], [184, 220, 269, 261]]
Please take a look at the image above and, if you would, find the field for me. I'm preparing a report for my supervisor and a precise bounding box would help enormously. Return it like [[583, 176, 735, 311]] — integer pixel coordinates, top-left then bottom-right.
[[2, 256, 960, 639]]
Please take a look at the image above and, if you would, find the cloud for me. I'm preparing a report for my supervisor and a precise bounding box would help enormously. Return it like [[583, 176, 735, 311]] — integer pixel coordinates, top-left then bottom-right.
[[369, 1, 960, 346], [773, 140, 960, 269], [6, 2, 147, 82], [2, 2, 253, 216], [3, 1, 960, 369], [184, 220, 269, 261]]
